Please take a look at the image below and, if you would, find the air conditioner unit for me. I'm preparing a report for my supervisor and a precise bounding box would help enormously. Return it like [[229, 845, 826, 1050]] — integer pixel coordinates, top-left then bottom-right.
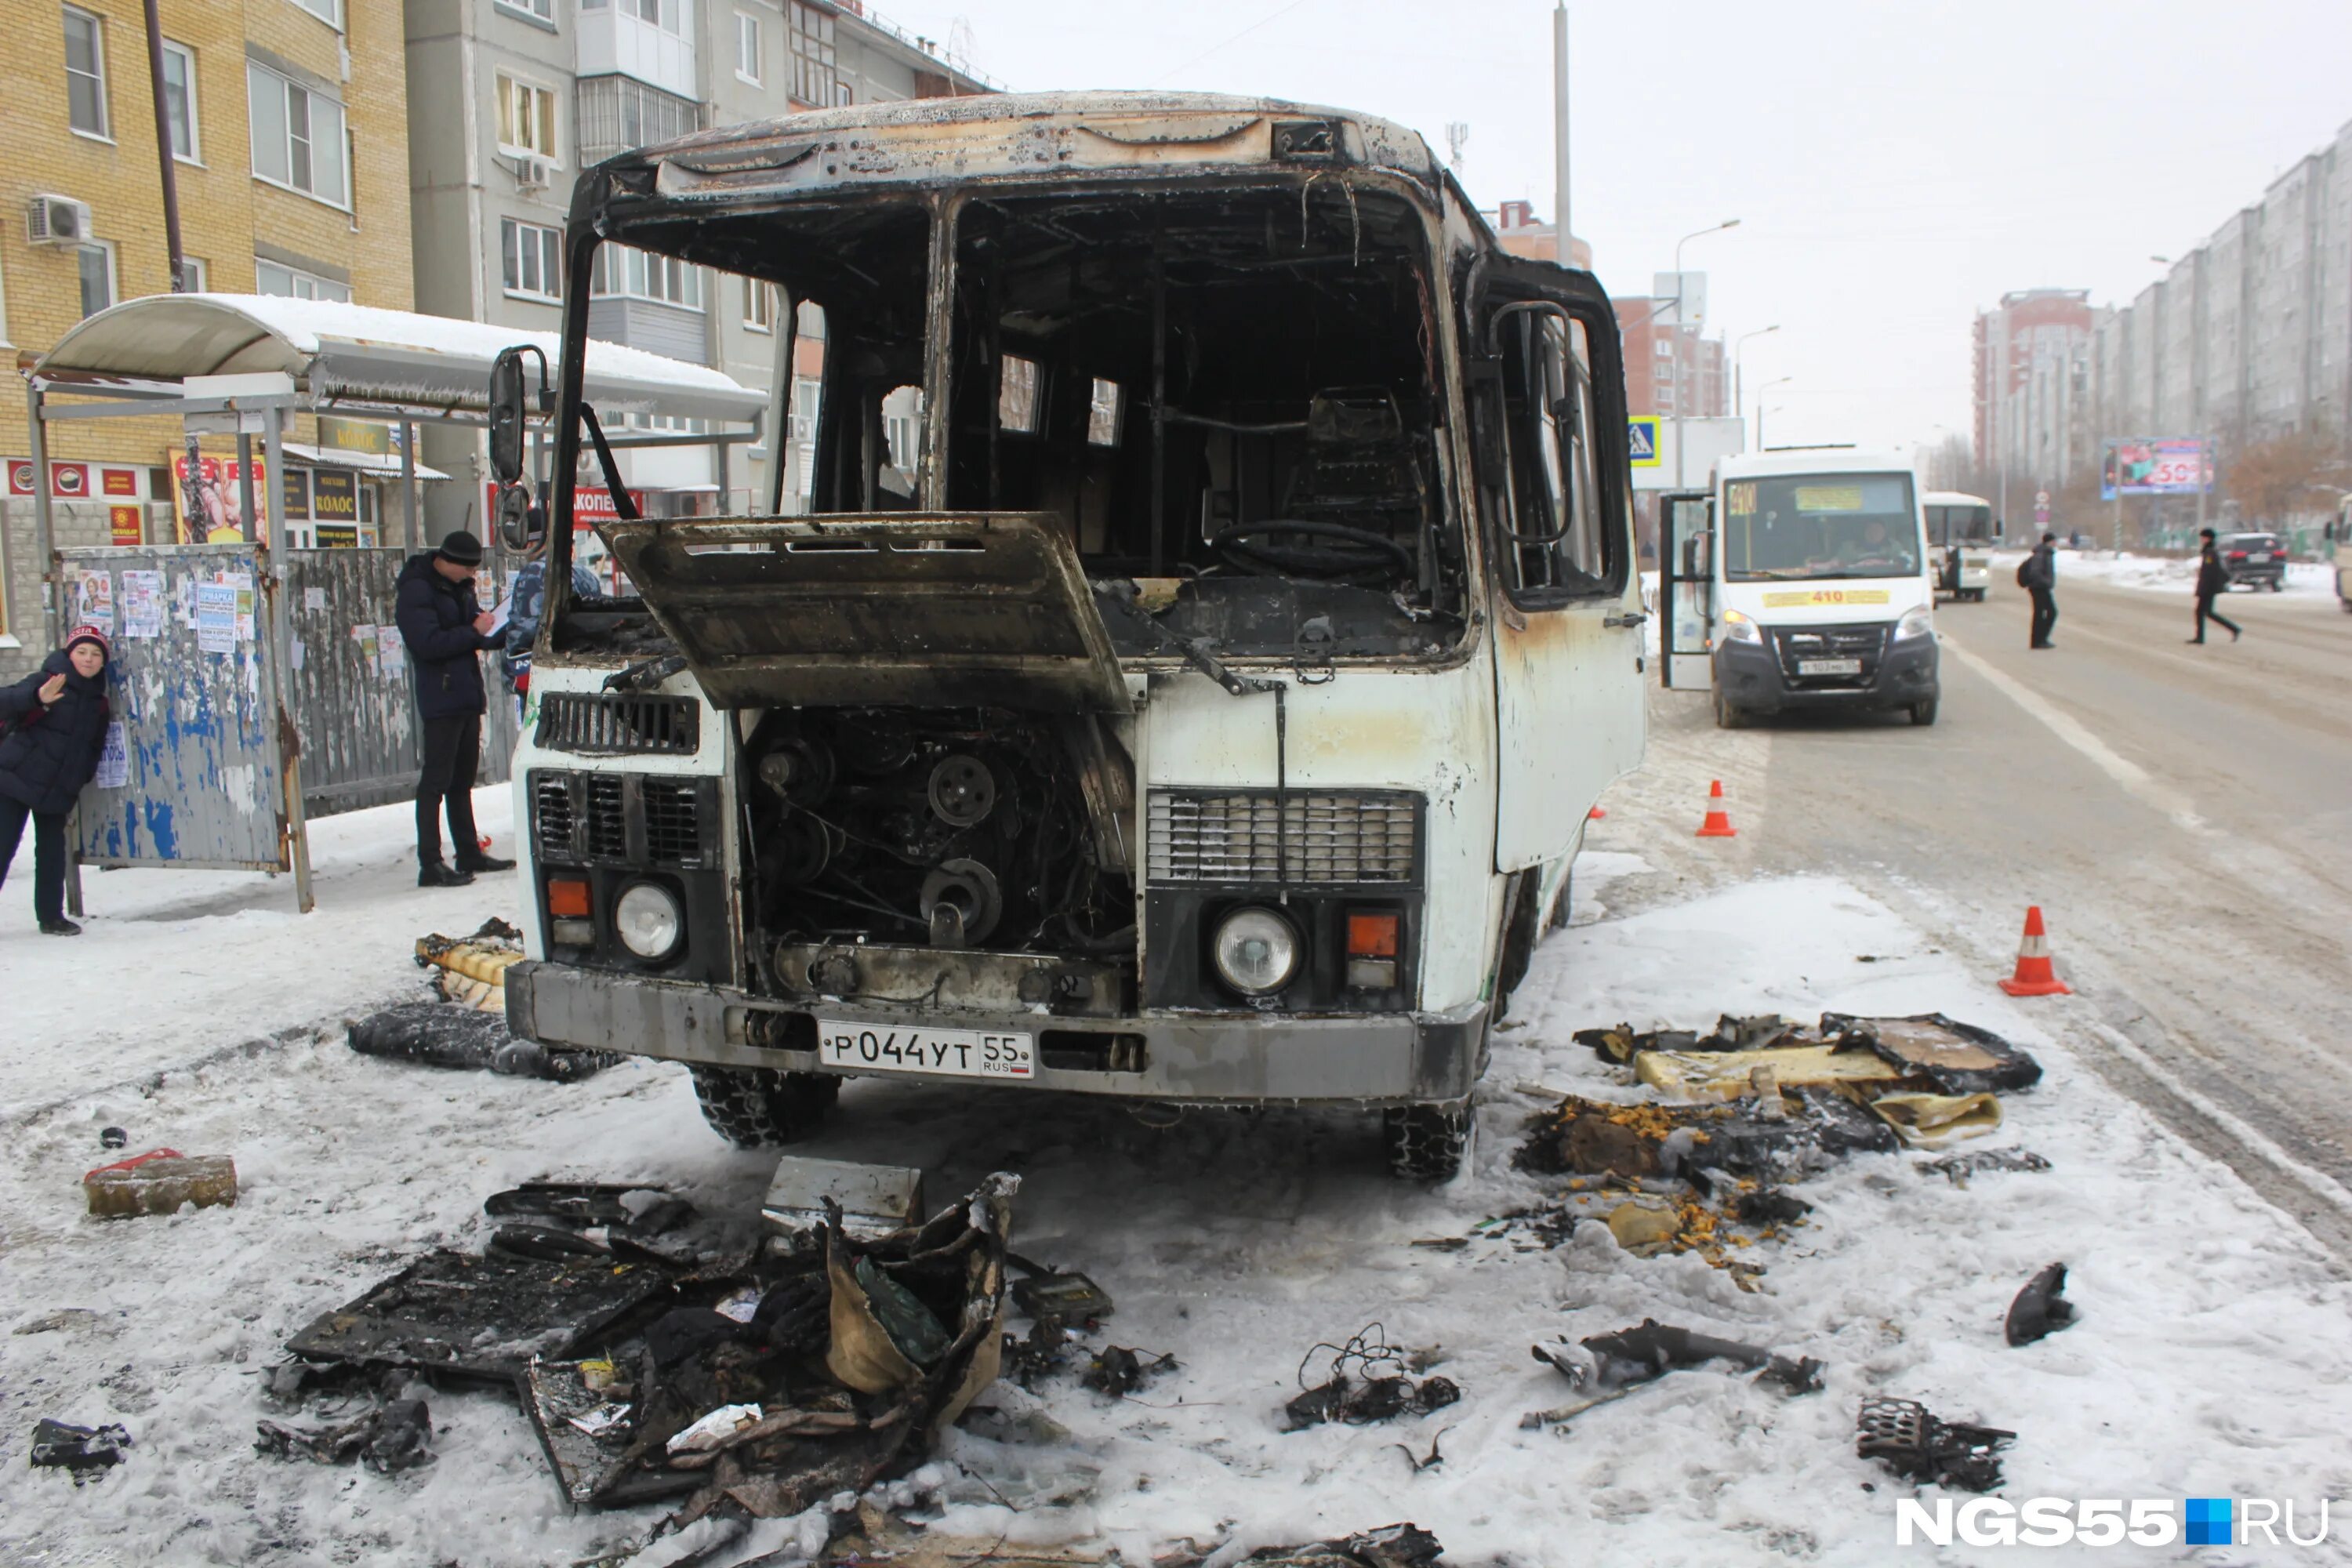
[[515, 158, 550, 191], [27, 193, 90, 246]]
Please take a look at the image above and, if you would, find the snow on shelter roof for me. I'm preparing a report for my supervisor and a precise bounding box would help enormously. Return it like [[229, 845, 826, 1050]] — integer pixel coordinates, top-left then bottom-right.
[[34, 293, 769, 425]]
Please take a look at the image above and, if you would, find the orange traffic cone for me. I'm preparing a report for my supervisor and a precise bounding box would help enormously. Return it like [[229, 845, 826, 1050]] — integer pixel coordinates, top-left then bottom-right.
[[1695, 780, 1737, 838], [1998, 906, 2071, 996], [1588, 806, 1608, 821]]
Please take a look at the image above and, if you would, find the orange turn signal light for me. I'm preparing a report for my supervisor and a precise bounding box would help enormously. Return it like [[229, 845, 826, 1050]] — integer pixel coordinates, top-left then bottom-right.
[[546, 877, 592, 917], [1347, 911, 1399, 959]]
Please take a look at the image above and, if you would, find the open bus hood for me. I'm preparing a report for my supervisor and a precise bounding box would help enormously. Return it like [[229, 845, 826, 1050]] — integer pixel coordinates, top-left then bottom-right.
[[597, 513, 1133, 714]]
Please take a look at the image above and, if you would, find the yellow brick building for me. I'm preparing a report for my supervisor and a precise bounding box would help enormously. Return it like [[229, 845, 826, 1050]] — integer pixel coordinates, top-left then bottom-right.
[[0, 0, 411, 670]]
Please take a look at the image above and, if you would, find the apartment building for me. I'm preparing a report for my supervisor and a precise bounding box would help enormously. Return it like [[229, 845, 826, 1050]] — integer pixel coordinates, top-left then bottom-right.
[[1972, 289, 2096, 494], [404, 0, 997, 539], [0, 0, 413, 671]]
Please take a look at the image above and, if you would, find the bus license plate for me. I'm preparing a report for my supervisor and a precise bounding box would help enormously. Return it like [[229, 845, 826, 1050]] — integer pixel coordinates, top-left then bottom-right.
[[816, 1021, 1035, 1080], [1798, 657, 1862, 676]]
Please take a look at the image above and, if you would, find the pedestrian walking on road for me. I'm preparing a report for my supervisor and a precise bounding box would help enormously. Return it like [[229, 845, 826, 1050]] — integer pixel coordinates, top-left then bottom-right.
[[2019, 531, 2060, 649], [0, 626, 112, 935], [2189, 527, 2242, 644], [396, 531, 514, 887]]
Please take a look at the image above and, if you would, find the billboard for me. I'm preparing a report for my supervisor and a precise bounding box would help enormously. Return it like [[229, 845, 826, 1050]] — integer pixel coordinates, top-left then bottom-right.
[[2102, 437, 2210, 499]]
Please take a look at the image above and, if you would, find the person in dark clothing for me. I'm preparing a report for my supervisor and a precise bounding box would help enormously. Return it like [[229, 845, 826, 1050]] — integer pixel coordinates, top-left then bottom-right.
[[0, 626, 112, 935], [2189, 527, 2242, 644], [2020, 532, 2060, 648], [394, 531, 514, 887]]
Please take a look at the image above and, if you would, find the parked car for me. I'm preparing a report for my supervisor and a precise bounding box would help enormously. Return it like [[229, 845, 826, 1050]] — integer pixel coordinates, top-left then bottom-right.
[[2216, 532, 2288, 590]]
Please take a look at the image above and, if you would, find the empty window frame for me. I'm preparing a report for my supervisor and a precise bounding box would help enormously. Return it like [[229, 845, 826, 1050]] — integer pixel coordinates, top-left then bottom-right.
[[998, 354, 1040, 435], [64, 5, 108, 138], [503, 217, 563, 300], [1492, 308, 1609, 601], [787, 2, 835, 107], [744, 276, 775, 331], [248, 63, 349, 207]]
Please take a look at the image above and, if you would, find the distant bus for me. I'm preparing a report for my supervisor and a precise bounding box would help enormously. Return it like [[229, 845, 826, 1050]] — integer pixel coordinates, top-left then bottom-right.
[[1922, 490, 1994, 601]]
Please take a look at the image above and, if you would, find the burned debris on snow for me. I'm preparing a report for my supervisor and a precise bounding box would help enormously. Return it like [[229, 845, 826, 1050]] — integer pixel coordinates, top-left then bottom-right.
[[1856, 1396, 2016, 1493], [28, 1419, 132, 1482], [1283, 1325, 1460, 1432], [2005, 1261, 2078, 1346], [1524, 1319, 1822, 1428]]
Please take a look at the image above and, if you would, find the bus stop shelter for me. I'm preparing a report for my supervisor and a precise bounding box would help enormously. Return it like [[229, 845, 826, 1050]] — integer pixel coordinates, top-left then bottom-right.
[[26, 293, 768, 912]]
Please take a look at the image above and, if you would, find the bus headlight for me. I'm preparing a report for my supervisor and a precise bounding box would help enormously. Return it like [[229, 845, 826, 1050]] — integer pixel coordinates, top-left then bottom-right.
[[615, 881, 684, 960], [1719, 608, 1765, 644], [1893, 604, 1935, 643], [1211, 907, 1299, 996]]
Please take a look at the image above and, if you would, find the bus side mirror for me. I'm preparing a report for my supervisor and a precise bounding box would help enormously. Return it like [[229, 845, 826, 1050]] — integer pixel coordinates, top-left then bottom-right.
[[495, 483, 535, 552], [488, 347, 530, 488]]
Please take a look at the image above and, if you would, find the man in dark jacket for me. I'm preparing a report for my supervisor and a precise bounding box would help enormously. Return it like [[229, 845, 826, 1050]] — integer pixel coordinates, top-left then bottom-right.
[[2189, 527, 2242, 644], [2020, 532, 2060, 649], [395, 531, 514, 887], [500, 510, 601, 713], [0, 625, 112, 935]]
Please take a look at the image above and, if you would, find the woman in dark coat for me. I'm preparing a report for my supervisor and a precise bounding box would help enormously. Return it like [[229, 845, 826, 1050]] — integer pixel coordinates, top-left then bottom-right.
[[0, 625, 111, 935], [2189, 528, 2241, 644]]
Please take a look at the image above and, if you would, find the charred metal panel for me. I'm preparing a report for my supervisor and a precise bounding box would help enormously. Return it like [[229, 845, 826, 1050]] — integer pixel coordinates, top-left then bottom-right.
[[600, 514, 1133, 713], [768, 942, 1129, 1018], [62, 544, 287, 871]]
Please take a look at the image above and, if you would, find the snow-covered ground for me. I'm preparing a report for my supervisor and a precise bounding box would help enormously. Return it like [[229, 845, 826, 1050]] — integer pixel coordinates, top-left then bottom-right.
[[1990, 547, 2337, 597], [4, 805, 2350, 1566]]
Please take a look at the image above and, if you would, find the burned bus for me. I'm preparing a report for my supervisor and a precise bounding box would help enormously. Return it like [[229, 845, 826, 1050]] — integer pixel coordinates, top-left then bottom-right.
[[495, 93, 1646, 1178]]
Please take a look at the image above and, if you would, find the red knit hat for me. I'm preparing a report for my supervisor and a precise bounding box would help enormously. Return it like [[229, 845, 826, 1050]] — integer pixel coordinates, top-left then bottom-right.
[[64, 624, 111, 659]]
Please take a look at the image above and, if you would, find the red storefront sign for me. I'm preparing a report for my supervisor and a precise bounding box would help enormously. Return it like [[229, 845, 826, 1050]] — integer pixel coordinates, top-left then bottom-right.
[[101, 466, 140, 496]]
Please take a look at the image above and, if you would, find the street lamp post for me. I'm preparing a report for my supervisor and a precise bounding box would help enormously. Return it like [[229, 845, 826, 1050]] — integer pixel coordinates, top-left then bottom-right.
[[1668, 218, 1740, 488], [1733, 324, 1780, 428], [1755, 377, 1792, 450]]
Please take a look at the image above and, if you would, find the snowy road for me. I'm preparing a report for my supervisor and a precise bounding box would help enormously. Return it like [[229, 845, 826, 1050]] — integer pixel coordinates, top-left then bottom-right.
[[1621, 564, 2352, 1261]]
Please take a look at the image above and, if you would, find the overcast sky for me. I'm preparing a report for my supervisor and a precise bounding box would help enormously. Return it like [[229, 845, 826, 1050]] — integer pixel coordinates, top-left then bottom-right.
[[876, 0, 2352, 455]]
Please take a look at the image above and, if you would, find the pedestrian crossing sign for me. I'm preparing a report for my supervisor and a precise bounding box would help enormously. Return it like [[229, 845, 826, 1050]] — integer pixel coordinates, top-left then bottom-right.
[[1628, 417, 1662, 467]]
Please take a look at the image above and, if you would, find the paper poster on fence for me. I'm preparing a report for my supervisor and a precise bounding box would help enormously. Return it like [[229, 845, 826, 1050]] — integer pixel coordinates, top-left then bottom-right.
[[218, 571, 256, 641], [73, 572, 114, 633], [376, 625, 407, 679], [352, 624, 380, 671], [197, 583, 238, 653], [119, 571, 165, 640], [95, 723, 129, 790]]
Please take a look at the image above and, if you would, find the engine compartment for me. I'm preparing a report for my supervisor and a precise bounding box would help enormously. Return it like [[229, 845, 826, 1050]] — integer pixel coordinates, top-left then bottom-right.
[[741, 706, 1136, 991]]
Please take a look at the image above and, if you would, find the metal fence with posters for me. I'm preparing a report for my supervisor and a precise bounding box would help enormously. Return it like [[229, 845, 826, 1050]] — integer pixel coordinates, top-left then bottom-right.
[[55, 543, 518, 910], [2102, 437, 2211, 499]]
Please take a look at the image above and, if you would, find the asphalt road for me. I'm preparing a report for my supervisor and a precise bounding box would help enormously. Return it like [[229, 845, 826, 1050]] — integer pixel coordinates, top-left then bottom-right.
[[1612, 565, 2352, 1261]]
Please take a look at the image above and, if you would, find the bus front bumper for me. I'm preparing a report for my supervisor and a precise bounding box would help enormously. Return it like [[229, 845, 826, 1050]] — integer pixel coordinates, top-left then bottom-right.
[[504, 960, 1488, 1107]]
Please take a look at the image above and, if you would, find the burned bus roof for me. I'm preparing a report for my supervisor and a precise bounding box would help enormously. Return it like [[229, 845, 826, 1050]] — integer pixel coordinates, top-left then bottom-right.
[[572, 91, 1443, 222]]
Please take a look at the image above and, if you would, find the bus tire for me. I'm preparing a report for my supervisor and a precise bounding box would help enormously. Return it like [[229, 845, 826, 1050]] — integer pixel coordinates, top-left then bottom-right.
[[1909, 698, 1939, 727], [1713, 689, 1746, 730], [1385, 1100, 1471, 1181], [688, 1063, 840, 1148]]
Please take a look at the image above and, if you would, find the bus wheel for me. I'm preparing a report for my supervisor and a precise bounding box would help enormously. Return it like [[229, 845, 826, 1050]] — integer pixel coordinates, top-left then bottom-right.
[[688, 1064, 840, 1147], [1909, 698, 1939, 727], [1385, 1099, 1471, 1181], [1713, 689, 1746, 730]]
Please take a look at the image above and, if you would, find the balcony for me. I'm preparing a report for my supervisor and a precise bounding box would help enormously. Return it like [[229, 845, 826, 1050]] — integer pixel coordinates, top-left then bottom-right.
[[577, 4, 697, 100]]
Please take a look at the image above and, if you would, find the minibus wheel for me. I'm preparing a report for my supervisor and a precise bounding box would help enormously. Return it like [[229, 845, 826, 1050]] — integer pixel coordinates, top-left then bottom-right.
[[1385, 1100, 1471, 1181]]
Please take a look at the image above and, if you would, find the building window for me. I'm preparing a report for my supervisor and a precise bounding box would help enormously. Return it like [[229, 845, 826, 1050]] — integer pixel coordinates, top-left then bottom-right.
[[77, 241, 116, 318], [503, 218, 562, 301], [256, 258, 350, 303], [248, 63, 350, 208], [289, 0, 340, 26], [591, 245, 703, 310], [615, 0, 688, 31], [575, 76, 701, 165], [64, 6, 108, 139], [743, 276, 774, 331], [495, 0, 554, 20], [736, 12, 762, 83], [161, 40, 198, 161], [788, 2, 836, 108], [497, 73, 559, 162], [180, 256, 208, 292]]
